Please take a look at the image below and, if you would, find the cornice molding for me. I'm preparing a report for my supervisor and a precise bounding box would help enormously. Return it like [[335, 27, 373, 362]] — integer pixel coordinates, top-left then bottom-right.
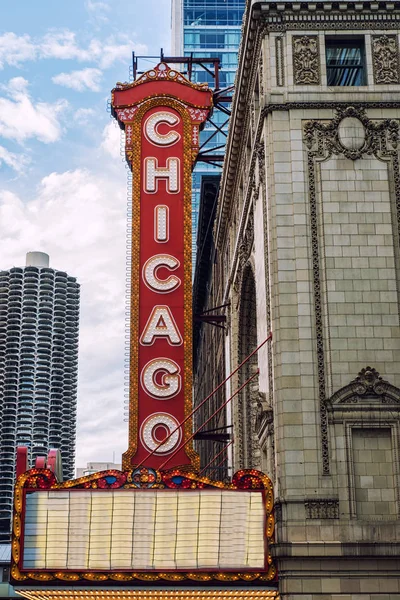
[[215, 0, 263, 250]]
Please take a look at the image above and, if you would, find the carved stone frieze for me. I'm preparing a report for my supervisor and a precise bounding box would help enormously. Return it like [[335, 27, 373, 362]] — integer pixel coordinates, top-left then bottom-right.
[[372, 35, 400, 85], [303, 107, 400, 475], [304, 105, 399, 161], [234, 210, 254, 295], [292, 36, 320, 85], [258, 54, 264, 96], [274, 502, 282, 523], [249, 370, 262, 470], [275, 36, 285, 87], [305, 499, 339, 519], [328, 367, 400, 407], [264, 8, 400, 33], [255, 391, 273, 434]]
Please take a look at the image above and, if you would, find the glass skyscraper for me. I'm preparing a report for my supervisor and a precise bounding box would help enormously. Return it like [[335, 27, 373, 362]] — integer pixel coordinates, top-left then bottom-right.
[[171, 0, 245, 267]]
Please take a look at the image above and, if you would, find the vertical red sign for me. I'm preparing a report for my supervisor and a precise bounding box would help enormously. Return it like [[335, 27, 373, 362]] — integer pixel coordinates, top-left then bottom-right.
[[112, 64, 212, 470]]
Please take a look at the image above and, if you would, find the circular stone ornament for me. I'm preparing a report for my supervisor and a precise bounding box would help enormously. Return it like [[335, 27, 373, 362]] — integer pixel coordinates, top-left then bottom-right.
[[338, 116, 366, 151]]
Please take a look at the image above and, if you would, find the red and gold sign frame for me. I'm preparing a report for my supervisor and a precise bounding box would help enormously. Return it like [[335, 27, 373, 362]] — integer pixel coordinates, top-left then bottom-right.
[[11, 467, 276, 586], [111, 64, 212, 471]]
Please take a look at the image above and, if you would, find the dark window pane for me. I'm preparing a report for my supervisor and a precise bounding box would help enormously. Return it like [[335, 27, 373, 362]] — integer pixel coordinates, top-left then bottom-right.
[[326, 40, 366, 86]]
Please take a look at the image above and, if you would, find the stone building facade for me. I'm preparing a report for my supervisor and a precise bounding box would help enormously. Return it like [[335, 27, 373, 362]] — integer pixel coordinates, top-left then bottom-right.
[[193, 1, 400, 597]]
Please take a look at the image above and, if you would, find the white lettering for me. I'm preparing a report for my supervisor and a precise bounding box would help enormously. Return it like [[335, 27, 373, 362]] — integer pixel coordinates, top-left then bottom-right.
[[143, 254, 180, 294], [144, 111, 180, 147], [145, 157, 179, 194], [140, 306, 182, 346], [155, 205, 169, 242], [141, 358, 181, 399]]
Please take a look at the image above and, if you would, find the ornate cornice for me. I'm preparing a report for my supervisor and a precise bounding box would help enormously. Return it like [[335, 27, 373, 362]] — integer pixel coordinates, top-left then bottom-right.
[[260, 1, 400, 32], [262, 100, 400, 114], [215, 0, 263, 251]]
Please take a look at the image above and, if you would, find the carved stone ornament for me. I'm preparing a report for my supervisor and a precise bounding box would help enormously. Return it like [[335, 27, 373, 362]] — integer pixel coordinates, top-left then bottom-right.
[[372, 35, 400, 85], [304, 107, 400, 475], [249, 371, 262, 470], [275, 36, 285, 87], [305, 499, 339, 519], [292, 36, 320, 85], [304, 105, 399, 161], [328, 367, 400, 406], [255, 391, 273, 435], [234, 210, 254, 294], [274, 502, 282, 523]]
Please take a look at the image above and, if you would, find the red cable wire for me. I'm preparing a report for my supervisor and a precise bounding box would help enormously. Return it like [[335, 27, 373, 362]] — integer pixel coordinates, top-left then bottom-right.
[[134, 332, 272, 470], [158, 369, 259, 470], [198, 439, 234, 477]]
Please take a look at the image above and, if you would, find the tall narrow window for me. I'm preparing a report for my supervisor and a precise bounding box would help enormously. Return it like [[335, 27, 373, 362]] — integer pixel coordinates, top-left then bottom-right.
[[326, 39, 366, 86]]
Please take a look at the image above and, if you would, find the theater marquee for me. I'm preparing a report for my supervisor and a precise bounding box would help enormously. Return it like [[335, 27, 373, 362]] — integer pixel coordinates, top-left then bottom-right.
[[11, 64, 277, 596], [11, 468, 276, 585]]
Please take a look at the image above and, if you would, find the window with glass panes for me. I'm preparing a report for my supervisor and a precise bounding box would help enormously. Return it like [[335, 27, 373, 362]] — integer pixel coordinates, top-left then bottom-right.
[[326, 38, 366, 86]]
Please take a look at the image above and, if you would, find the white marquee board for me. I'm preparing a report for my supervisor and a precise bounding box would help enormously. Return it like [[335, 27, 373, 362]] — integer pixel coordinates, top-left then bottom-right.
[[22, 489, 266, 571]]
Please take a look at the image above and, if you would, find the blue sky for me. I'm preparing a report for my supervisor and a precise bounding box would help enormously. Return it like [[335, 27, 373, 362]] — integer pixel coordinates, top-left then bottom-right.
[[0, 0, 172, 468]]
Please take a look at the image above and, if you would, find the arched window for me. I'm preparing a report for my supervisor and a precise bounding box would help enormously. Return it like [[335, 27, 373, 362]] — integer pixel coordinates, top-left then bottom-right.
[[238, 264, 258, 468]]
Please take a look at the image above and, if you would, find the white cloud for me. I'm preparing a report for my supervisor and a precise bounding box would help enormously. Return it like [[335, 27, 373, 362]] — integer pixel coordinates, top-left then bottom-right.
[[85, 0, 110, 11], [95, 36, 142, 69], [0, 30, 147, 71], [0, 32, 36, 69], [73, 107, 97, 124], [43, 33, 146, 70], [0, 165, 129, 466], [0, 78, 67, 144], [0, 144, 30, 173], [85, 0, 111, 24], [40, 30, 93, 62], [101, 121, 123, 160], [52, 68, 102, 92]]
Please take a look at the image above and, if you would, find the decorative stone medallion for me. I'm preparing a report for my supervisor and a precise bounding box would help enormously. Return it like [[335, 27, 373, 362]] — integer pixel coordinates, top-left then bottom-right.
[[338, 116, 366, 151]]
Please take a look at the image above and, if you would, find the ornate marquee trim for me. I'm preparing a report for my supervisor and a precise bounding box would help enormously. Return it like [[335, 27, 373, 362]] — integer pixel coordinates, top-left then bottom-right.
[[16, 592, 280, 600], [114, 63, 209, 93], [11, 468, 276, 586], [303, 106, 400, 475]]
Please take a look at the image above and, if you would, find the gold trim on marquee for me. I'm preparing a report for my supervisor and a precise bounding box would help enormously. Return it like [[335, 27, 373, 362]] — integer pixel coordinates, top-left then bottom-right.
[[17, 592, 280, 600]]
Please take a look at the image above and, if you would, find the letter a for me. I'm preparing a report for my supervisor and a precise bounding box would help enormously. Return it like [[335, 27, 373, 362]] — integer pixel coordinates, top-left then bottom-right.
[[140, 306, 183, 346]]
